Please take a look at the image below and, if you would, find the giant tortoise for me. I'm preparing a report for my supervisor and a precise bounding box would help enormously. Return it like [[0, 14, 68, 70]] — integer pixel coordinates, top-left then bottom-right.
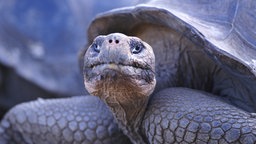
[[1, 0, 256, 143]]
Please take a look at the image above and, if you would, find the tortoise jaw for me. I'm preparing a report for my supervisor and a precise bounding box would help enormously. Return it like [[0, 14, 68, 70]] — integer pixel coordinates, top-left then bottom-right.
[[83, 60, 156, 101], [90, 63, 140, 72], [87, 60, 153, 71], [84, 59, 155, 83]]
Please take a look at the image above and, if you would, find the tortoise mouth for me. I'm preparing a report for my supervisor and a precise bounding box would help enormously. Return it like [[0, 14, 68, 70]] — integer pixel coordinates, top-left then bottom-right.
[[84, 61, 155, 84], [91, 63, 142, 71], [86, 60, 153, 71]]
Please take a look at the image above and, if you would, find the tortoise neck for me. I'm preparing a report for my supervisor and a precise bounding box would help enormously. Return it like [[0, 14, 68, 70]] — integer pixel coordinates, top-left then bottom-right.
[[100, 91, 149, 144]]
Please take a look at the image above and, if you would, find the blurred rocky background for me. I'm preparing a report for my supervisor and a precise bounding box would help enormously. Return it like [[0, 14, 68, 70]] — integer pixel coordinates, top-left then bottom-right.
[[0, 0, 140, 119]]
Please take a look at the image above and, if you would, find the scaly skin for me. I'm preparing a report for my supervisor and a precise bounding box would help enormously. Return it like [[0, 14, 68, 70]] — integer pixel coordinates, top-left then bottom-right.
[[1, 33, 256, 144], [0, 96, 131, 144], [1, 88, 256, 143], [142, 88, 256, 144]]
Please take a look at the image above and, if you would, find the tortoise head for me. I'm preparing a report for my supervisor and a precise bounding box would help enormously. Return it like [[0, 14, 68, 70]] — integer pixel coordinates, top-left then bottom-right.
[[83, 33, 156, 143], [83, 33, 156, 141], [83, 33, 156, 99]]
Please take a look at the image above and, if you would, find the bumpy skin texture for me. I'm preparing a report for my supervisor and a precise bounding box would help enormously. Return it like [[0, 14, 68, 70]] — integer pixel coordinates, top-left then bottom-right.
[[1, 33, 256, 144], [2, 89, 256, 144], [0, 96, 131, 144], [143, 88, 256, 144]]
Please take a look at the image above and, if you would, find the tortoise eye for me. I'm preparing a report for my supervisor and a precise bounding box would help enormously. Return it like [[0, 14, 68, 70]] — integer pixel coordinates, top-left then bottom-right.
[[91, 36, 104, 53], [92, 43, 100, 53], [130, 39, 144, 54], [132, 45, 143, 54]]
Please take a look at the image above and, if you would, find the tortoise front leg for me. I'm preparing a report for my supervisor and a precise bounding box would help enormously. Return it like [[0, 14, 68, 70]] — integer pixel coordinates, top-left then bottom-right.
[[0, 96, 131, 144], [142, 88, 256, 144]]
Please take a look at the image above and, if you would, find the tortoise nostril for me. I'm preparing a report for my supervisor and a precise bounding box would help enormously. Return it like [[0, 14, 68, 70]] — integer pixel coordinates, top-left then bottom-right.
[[108, 39, 120, 44]]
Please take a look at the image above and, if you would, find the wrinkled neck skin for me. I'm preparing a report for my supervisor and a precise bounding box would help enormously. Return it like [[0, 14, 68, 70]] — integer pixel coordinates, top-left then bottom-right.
[[91, 80, 149, 144]]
